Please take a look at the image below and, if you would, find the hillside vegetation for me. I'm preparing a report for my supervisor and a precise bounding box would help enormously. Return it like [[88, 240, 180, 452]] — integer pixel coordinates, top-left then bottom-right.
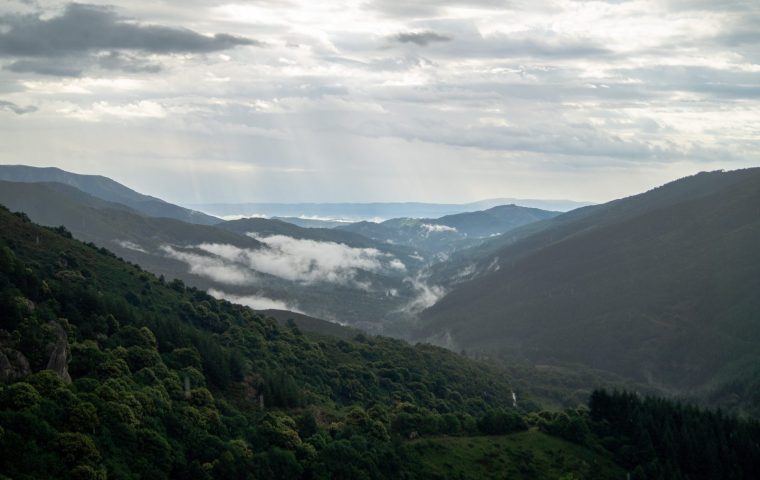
[[1, 206, 759, 478], [0, 206, 560, 479], [418, 169, 760, 414]]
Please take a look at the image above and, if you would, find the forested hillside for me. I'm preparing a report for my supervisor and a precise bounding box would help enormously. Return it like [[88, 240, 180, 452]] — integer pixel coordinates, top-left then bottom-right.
[[1, 205, 759, 478], [418, 169, 760, 415], [0, 205, 601, 479]]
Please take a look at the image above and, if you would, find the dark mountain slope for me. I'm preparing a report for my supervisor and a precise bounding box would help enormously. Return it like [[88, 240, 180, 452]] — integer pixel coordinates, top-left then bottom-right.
[[429, 169, 760, 288], [260, 309, 360, 339], [336, 220, 398, 243], [418, 169, 760, 397], [0, 181, 260, 250], [0, 165, 219, 225], [432, 204, 559, 237]]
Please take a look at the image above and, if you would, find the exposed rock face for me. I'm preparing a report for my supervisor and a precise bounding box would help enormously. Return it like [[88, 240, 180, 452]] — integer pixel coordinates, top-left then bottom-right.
[[0, 347, 31, 382], [45, 320, 72, 384], [16, 296, 35, 312]]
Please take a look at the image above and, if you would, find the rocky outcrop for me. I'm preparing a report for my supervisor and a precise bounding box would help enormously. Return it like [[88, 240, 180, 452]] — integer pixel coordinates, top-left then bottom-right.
[[16, 296, 35, 312], [0, 346, 31, 382], [0, 321, 73, 384], [45, 320, 72, 384]]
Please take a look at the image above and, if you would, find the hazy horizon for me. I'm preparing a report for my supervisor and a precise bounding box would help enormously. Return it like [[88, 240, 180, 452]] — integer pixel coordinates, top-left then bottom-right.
[[0, 161, 739, 208]]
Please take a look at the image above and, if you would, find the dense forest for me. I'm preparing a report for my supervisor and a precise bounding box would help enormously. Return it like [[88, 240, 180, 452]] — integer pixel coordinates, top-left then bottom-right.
[[1, 206, 759, 479]]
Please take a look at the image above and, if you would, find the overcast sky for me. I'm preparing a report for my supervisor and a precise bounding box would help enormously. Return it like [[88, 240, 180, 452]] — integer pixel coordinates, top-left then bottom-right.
[[0, 0, 758, 204]]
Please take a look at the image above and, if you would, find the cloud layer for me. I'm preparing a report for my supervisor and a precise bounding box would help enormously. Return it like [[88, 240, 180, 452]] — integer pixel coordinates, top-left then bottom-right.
[[0, 0, 758, 204]]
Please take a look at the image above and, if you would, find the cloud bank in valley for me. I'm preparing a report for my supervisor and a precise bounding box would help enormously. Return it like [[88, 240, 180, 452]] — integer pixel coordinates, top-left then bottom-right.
[[160, 245, 257, 286], [401, 273, 446, 316], [220, 234, 405, 285], [160, 235, 406, 288], [160, 234, 416, 321], [115, 239, 148, 253], [421, 224, 457, 234], [207, 288, 300, 313]]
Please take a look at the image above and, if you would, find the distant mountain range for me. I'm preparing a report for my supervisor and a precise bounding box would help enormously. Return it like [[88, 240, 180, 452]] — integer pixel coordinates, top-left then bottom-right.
[[271, 216, 351, 229], [190, 198, 591, 221], [337, 205, 560, 256], [0, 165, 558, 336]]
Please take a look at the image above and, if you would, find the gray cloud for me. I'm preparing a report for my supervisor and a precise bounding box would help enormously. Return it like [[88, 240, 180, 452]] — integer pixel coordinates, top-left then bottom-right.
[[401, 26, 613, 60], [371, 0, 517, 18], [0, 3, 259, 58], [4, 51, 161, 77], [393, 31, 452, 46], [349, 116, 668, 160], [337, 20, 611, 61], [483, 34, 611, 59], [96, 51, 162, 74], [711, 13, 760, 63], [615, 65, 760, 100], [5, 59, 83, 77], [663, 0, 756, 13], [0, 99, 36, 114]]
